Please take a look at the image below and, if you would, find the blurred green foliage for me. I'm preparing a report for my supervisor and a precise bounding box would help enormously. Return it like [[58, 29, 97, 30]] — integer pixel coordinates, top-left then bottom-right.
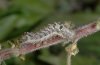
[[0, 0, 100, 65], [0, 0, 56, 42]]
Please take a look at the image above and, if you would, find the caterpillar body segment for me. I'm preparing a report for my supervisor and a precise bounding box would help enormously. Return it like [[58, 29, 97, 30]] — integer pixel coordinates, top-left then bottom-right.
[[19, 22, 75, 54]]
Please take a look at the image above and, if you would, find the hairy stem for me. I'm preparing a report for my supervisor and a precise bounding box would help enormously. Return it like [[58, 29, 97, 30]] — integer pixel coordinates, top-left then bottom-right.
[[75, 21, 100, 40]]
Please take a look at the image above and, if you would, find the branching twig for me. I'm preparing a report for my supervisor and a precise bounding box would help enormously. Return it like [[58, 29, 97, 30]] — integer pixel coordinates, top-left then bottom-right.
[[65, 43, 79, 65]]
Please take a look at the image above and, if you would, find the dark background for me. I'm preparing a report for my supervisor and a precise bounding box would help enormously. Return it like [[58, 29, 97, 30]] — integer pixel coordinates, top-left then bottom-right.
[[0, 0, 100, 65]]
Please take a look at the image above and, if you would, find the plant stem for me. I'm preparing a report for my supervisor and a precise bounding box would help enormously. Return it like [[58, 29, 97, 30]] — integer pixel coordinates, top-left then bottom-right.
[[67, 53, 72, 65]]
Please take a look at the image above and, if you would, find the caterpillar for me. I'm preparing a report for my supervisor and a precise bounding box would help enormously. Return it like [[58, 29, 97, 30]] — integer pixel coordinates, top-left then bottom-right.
[[19, 22, 75, 54], [0, 20, 100, 64], [19, 20, 100, 55]]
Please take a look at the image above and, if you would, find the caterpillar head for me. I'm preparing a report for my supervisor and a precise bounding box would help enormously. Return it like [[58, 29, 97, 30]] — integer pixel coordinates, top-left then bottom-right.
[[96, 19, 100, 30]]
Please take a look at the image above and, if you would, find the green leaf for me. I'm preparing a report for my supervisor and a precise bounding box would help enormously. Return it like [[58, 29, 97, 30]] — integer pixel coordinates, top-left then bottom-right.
[[0, 15, 18, 41]]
